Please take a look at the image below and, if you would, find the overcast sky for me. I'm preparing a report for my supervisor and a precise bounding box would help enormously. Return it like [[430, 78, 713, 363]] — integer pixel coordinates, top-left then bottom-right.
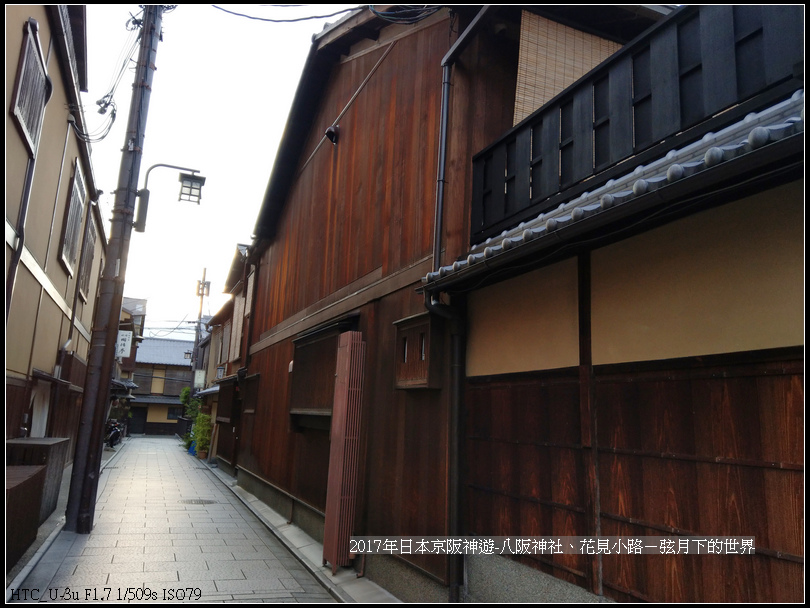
[[82, 4, 360, 340]]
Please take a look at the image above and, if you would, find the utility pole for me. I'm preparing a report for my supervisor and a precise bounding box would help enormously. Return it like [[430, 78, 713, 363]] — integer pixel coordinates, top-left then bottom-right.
[[194, 268, 210, 373], [65, 5, 164, 533]]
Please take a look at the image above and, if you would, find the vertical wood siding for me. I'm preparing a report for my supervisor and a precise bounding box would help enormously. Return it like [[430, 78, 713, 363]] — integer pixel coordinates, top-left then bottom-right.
[[253, 23, 445, 334], [242, 288, 451, 581], [465, 351, 803, 601], [596, 356, 804, 602]]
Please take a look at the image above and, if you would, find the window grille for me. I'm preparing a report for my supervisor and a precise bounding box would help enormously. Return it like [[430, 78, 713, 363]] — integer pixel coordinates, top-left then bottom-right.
[[61, 160, 86, 275], [10, 19, 51, 158]]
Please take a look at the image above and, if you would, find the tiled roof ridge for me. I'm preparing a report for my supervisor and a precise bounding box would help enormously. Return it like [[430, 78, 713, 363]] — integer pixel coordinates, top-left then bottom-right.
[[425, 89, 804, 284]]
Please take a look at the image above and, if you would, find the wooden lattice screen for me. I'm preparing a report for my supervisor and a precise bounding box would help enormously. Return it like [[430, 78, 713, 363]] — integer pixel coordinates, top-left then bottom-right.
[[322, 331, 366, 574]]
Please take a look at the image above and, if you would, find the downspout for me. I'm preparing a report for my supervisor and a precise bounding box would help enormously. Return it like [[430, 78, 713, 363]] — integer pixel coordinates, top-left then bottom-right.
[[426, 293, 466, 603], [52, 194, 98, 432], [429, 7, 495, 602], [6, 158, 37, 322], [244, 242, 263, 368], [432, 6, 495, 273]]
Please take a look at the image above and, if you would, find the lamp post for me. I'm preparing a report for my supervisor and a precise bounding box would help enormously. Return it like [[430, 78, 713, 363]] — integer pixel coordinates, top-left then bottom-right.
[[134, 163, 206, 232], [64, 6, 207, 533]]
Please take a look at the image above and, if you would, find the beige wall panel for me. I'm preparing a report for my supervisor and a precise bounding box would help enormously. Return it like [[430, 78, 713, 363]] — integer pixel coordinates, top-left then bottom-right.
[[5, 139, 29, 225], [27, 65, 72, 270], [74, 334, 90, 362], [6, 266, 40, 374], [31, 290, 64, 374], [592, 181, 804, 364], [467, 257, 579, 376], [146, 405, 177, 424], [152, 367, 166, 394]]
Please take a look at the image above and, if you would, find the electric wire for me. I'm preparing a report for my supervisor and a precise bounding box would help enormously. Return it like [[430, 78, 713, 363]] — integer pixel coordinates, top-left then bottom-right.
[[72, 8, 145, 144], [145, 313, 192, 338], [211, 5, 360, 23]]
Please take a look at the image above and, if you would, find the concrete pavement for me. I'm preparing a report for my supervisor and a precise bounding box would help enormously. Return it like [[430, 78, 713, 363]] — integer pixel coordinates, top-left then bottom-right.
[[7, 436, 399, 603]]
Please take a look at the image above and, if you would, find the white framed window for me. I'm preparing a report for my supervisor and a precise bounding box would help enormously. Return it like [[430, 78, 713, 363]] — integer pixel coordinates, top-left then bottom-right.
[[10, 18, 51, 158], [61, 159, 86, 275], [78, 216, 97, 301]]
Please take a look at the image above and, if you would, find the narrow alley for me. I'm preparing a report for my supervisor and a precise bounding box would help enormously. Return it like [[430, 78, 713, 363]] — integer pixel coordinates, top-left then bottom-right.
[[9, 437, 359, 603]]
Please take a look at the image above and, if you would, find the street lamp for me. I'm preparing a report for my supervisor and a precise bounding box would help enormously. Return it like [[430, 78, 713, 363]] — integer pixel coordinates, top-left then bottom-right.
[[179, 172, 206, 203], [134, 164, 206, 232]]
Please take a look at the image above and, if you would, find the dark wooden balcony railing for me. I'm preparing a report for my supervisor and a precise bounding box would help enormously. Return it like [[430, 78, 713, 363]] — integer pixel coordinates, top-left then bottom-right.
[[471, 5, 804, 244]]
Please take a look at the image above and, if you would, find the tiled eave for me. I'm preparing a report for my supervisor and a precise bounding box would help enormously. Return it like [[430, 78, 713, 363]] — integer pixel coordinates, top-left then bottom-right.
[[424, 90, 804, 293]]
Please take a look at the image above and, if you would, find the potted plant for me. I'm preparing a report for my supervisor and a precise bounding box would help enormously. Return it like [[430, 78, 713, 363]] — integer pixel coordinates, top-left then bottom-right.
[[194, 413, 212, 459]]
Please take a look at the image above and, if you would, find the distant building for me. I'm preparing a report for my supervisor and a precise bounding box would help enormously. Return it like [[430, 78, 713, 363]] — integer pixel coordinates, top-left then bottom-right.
[[130, 337, 194, 434]]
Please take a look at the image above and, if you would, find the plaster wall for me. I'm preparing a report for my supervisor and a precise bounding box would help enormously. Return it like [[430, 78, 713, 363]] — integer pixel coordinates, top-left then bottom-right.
[[151, 367, 166, 394], [6, 266, 40, 374], [146, 404, 178, 424], [591, 180, 804, 364], [466, 257, 579, 376], [30, 292, 64, 373]]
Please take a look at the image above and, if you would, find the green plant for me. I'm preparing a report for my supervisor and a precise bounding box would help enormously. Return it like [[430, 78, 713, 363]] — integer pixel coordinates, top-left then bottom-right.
[[180, 387, 202, 419], [182, 432, 194, 450], [194, 413, 212, 454]]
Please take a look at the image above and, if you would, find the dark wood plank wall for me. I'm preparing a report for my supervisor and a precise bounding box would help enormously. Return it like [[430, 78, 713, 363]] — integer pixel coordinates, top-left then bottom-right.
[[242, 9, 520, 586], [241, 288, 450, 580], [47, 390, 81, 464], [361, 289, 450, 582], [253, 21, 447, 335], [446, 27, 521, 255], [252, 14, 519, 339], [596, 354, 804, 602], [6, 380, 29, 439], [466, 369, 589, 587], [464, 350, 804, 602]]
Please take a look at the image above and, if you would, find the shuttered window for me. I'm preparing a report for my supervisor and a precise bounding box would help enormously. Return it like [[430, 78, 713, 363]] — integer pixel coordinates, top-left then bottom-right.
[[10, 19, 51, 158], [290, 331, 340, 418], [61, 160, 86, 275], [394, 313, 443, 389], [78, 217, 97, 300]]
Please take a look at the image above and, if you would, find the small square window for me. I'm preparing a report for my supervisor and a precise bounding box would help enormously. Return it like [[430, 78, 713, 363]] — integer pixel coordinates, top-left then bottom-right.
[[393, 313, 442, 389]]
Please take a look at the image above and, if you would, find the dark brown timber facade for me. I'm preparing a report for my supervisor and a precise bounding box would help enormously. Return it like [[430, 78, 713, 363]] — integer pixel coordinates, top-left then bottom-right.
[[215, 6, 804, 602]]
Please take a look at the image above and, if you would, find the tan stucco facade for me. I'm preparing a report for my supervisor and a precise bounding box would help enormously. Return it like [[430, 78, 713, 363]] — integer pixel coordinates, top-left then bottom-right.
[[465, 180, 803, 376], [146, 404, 179, 424], [6, 6, 105, 439], [591, 180, 804, 364], [467, 257, 580, 376]]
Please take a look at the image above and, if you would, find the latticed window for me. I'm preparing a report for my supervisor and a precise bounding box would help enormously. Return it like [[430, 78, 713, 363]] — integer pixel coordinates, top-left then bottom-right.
[[61, 160, 86, 275], [10, 19, 51, 158], [79, 216, 97, 300]]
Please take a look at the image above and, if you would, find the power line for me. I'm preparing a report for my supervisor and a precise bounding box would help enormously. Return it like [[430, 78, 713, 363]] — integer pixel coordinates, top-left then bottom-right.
[[212, 5, 360, 23]]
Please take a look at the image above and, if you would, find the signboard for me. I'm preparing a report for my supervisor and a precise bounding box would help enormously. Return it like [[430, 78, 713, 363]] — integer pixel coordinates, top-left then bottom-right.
[[194, 369, 206, 389], [116, 330, 133, 359]]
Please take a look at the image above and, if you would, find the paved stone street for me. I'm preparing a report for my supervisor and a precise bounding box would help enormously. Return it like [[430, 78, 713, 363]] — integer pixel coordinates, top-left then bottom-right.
[[11, 437, 337, 603]]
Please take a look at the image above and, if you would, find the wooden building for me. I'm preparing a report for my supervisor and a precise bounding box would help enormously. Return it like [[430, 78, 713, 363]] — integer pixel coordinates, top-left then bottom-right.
[[217, 5, 803, 602], [6, 6, 107, 460], [130, 338, 194, 435]]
